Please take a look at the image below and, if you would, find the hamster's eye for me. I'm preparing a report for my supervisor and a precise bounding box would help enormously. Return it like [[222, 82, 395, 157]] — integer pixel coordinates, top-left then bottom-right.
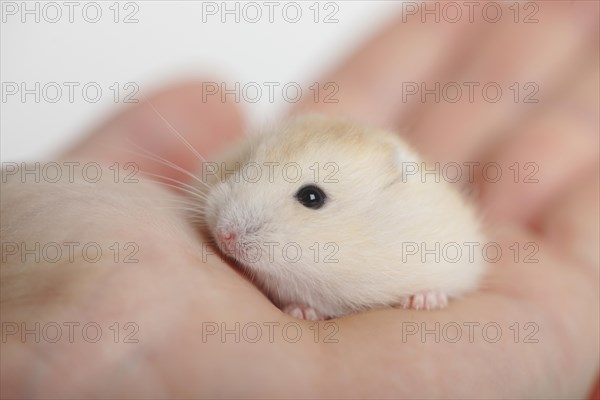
[[295, 185, 327, 209]]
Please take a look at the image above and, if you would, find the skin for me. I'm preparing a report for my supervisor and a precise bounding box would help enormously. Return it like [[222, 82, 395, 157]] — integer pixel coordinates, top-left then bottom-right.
[[1, 1, 598, 398]]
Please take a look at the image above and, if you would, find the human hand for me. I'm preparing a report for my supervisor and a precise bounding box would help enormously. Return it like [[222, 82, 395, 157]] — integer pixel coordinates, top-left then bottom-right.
[[295, 0, 599, 396], [1, 1, 598, 398]]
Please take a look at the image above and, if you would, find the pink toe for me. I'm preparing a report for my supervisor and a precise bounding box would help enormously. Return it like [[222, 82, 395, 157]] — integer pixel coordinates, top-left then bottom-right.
[[304, 308, 320, 321], [425, 291, 438, 310], [412, 293, 425, 310], [398, 290, 449, 311], [398, 296, 411, 309], [283, 304, 323, 320], [291, 308, 304, 319]]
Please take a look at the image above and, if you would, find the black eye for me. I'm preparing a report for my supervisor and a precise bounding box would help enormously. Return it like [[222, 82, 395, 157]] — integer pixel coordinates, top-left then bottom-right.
[[295, 185, 327, 209]]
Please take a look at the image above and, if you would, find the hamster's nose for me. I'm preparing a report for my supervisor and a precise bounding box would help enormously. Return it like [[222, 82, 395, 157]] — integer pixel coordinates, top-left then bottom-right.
[[216, 227, 237, 245]]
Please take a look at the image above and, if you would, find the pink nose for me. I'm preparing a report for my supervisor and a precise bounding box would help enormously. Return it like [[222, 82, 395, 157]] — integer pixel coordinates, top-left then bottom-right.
[[217, 228, 237, 244]]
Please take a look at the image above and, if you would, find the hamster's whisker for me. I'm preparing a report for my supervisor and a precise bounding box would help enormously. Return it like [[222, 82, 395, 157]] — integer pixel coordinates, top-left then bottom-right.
[[149, 181, 208, 201], [144, 98, 207, 164], [105, 143, 202, 186], [160, 200, 206, 211], [115, 144, 182, 175], [248, 137, 256, 159], [159, 195, 204, 204], [200, 207, 217, 219], [137, 170, 207, 199], [122, 139, 209, 189], [152, 205, 195, 212], [191, 203, 217, 216], [153, 197, 204, 208], [189, 212, 207, 221], [157, 206, 205, 214]]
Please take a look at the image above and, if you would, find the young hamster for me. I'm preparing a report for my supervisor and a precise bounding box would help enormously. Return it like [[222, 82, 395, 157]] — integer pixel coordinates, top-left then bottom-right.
[[196, 115, 487, 320]]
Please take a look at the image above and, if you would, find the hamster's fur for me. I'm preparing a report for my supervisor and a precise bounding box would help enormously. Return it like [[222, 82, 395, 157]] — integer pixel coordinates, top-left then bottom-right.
[[196, 115, 487, 319]]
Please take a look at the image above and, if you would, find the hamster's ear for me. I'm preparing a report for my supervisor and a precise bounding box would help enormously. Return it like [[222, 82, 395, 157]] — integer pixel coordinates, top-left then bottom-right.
[[389, 127, 420, 167], [393, 142, 420, 174]]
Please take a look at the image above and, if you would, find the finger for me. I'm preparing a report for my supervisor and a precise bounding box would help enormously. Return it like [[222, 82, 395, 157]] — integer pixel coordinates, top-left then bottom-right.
[[63, 80, 244, 184], [475, 56, 599, 226], [291, 6, 485, 129], [322, 224, 599, 398], [404, 0, 598, 163], [539, 165, 599, 272], [0, 169, 274, 397]]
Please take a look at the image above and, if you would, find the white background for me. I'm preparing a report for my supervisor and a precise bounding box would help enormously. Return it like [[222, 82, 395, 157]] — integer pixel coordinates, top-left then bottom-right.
[[1, 0, 403, 161]]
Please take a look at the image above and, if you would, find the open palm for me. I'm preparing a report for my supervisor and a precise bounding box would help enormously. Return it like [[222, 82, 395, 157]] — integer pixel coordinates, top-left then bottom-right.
[[1, 2, 598, 398]]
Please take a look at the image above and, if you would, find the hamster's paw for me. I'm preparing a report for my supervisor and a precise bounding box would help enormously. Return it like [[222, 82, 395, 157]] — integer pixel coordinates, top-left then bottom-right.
[[398, 290, 448, 310], [283, 304, 324, 320]]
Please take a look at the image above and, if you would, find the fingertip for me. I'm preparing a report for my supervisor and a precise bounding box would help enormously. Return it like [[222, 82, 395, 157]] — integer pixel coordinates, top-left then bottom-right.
[[63, 79, 245, 183]]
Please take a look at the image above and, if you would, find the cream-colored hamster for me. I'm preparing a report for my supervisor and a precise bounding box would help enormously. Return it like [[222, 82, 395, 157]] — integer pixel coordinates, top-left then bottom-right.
[[196, 115, 487, 320]]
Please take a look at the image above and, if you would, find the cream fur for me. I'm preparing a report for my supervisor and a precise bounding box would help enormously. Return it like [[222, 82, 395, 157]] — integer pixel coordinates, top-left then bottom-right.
[[199, 115, 487, 318]]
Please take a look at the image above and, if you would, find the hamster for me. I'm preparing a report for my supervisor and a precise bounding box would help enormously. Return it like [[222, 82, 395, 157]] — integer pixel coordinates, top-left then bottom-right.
[[195, 115, 487, 320]]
